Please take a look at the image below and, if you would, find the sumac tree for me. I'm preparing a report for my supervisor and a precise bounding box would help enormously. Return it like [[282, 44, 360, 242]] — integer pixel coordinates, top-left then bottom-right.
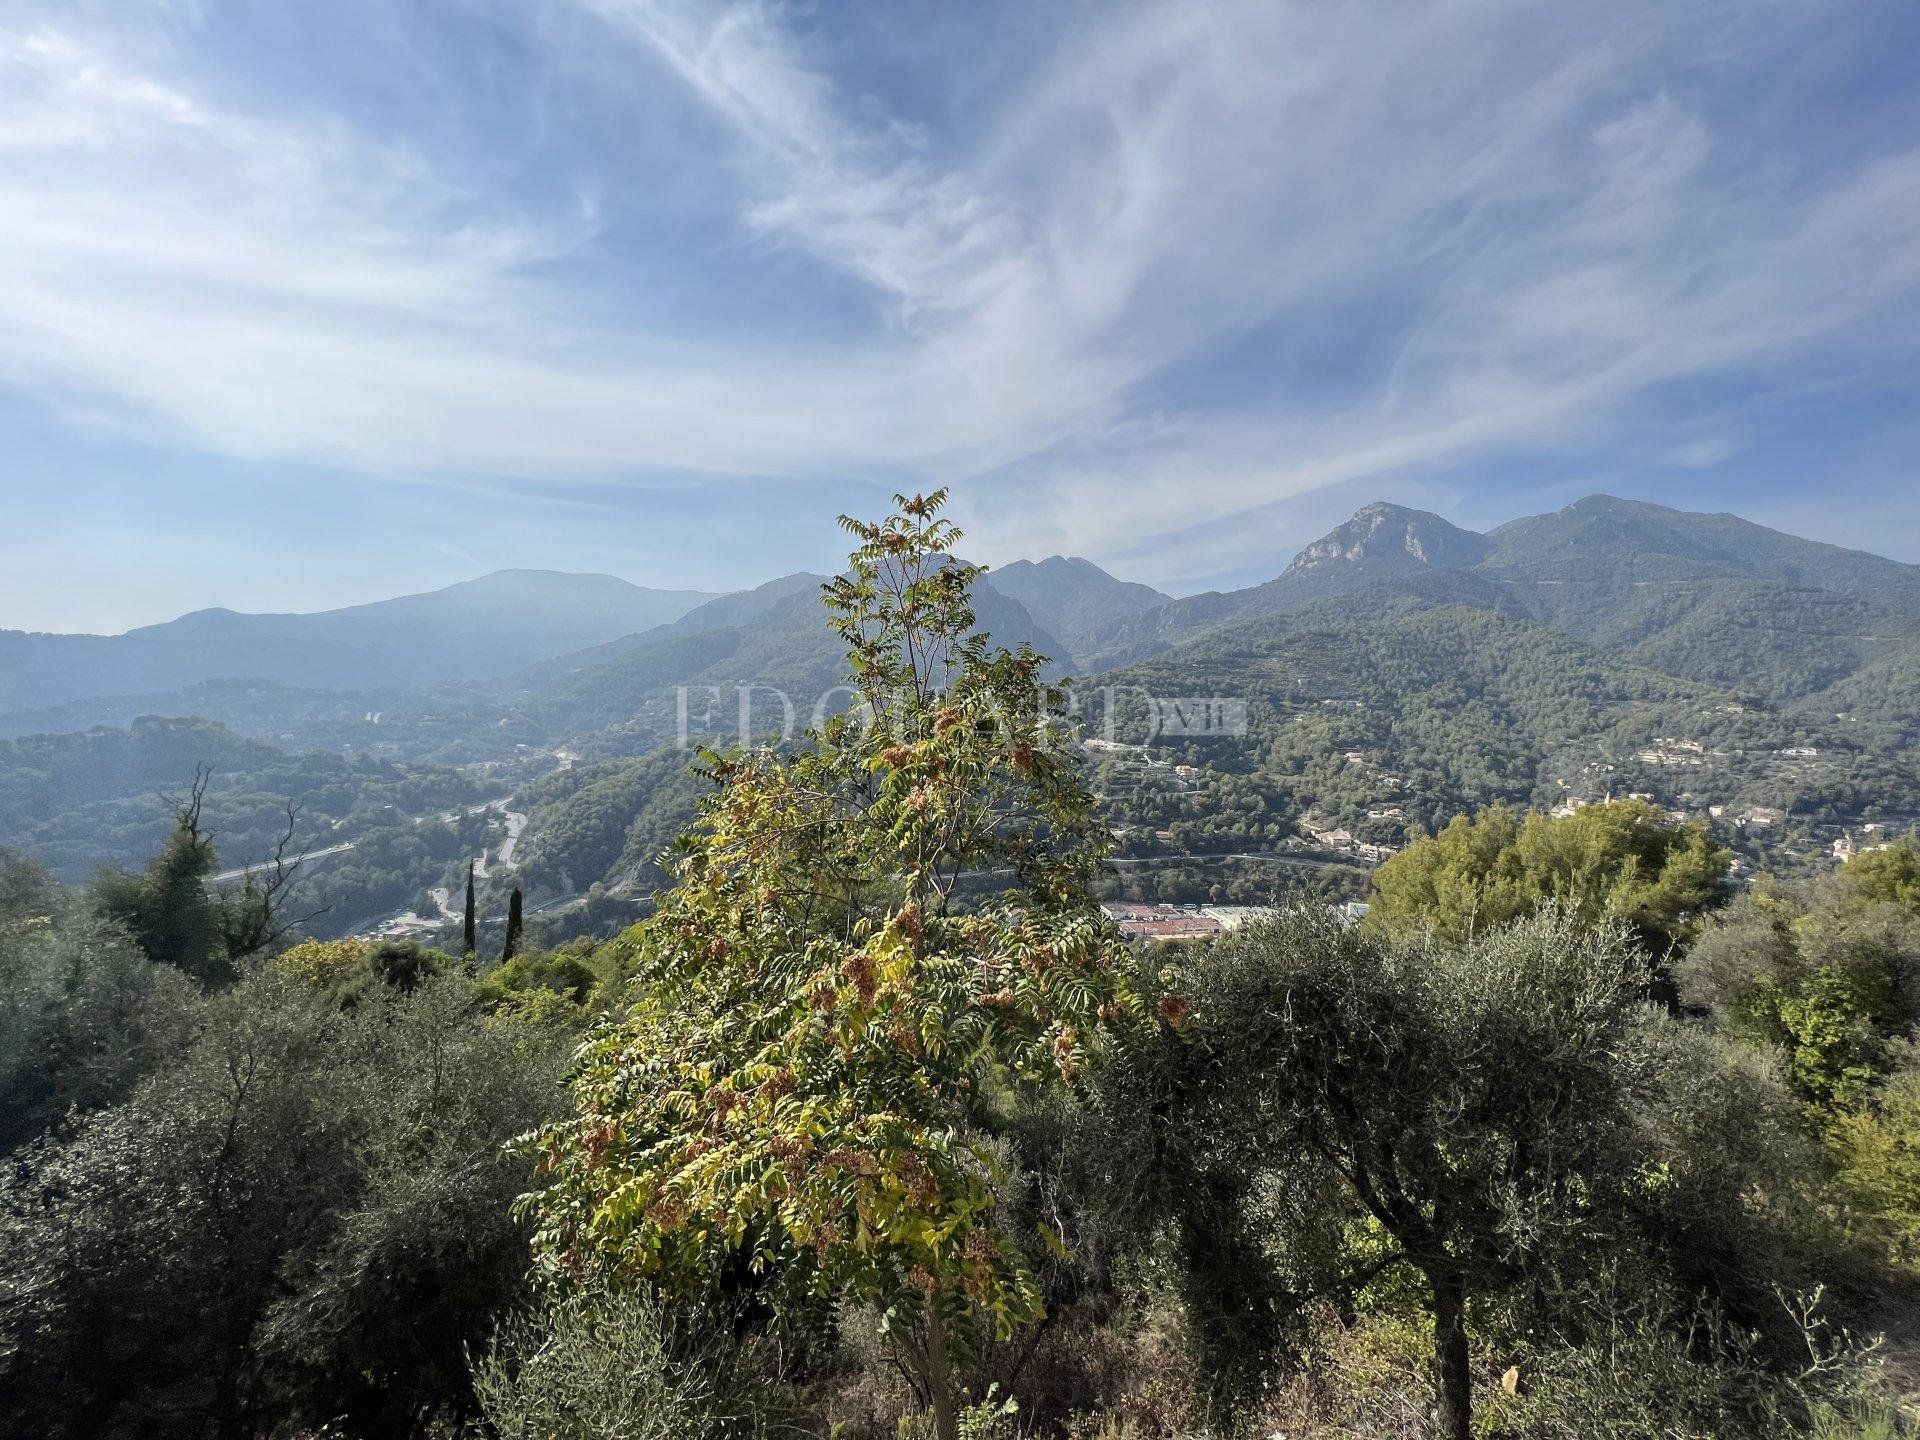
[[523, 492, 1131, 1440]]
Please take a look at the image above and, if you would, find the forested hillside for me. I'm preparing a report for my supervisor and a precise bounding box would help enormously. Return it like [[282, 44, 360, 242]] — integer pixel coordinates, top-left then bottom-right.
[[1080, 495, 1920, 704], [0, 570, 718, 713], [499, 600, 1714, 931], [3, 495, 1918, 956], [7, 496, 1919, 1440], [509, 748, 710, 900], [0, 717, 494, 881], [985, 555, 1170, 660]]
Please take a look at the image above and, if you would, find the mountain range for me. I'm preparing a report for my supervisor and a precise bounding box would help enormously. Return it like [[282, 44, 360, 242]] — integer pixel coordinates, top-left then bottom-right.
[[7, 496, 1919, 744], [0, 570, 719, 713], [9, 492, 1920, 933], [6, 495, 1919, 756], [1071, 496, 1920, 704]]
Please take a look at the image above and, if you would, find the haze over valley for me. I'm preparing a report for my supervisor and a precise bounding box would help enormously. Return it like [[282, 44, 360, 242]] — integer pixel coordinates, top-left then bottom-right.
[[5, 492, 1916, 944]]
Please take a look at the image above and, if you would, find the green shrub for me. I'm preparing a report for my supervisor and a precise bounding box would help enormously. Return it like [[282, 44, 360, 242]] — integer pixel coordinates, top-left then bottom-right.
[[0, 970, 571, 1440], [1500, 1288, 1894, 1440], [1827, 1062, 1920, 1273], [472, 1290, 800, 1440]]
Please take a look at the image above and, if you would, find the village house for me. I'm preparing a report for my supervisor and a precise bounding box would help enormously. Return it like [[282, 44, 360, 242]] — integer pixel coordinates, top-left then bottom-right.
[[1101, 902, 1223, 941], [1638, 742, 1707, 767], [1835, 825, 1900, 862], [1201, 905, 1282, 930]]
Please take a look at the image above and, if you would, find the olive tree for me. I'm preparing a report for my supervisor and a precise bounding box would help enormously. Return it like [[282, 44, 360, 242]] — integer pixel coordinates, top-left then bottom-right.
[[0, 968, 572, 1440], [1152, 907, 1649, 1440], [0, 850, 196, 1152]]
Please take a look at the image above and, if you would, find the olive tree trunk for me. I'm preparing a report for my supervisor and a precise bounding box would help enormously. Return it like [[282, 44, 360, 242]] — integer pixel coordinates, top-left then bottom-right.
[[1430, 1268, 1471, 1440]]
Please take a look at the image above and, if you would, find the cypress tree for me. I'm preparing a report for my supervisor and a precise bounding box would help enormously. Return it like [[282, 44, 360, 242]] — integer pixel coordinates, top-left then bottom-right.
[[462, 860, 477, 957], [501, 887, 523, 963]]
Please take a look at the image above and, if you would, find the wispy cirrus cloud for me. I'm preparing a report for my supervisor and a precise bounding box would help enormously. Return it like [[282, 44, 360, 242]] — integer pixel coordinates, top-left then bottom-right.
[[2, 0, 1919, 621], [0, 8, 1103, 485], [574, 0, 1027, 319], [544, 0, 1920, 576]]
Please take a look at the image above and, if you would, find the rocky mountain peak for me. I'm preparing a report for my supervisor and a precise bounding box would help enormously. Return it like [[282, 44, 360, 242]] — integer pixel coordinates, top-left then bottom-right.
[[1281, 502, 1493, 579]]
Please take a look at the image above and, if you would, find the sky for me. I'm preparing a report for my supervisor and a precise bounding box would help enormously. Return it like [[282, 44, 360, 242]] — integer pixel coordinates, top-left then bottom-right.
[[2, 0, 1919, 633]]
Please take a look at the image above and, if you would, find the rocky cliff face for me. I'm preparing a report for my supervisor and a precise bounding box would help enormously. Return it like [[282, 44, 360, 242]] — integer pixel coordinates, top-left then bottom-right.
[[1279, 502, 1494, 582]]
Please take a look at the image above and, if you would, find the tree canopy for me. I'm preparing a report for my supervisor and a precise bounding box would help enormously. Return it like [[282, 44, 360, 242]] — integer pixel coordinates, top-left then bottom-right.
[[1367, 798, 1731, 952], [1841, 837, 1920, 912], [524, 493, 1132, 1440]]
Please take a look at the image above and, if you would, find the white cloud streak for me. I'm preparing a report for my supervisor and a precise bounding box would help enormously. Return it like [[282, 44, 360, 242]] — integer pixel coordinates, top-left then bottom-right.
[[0, 1, 1916, 586]]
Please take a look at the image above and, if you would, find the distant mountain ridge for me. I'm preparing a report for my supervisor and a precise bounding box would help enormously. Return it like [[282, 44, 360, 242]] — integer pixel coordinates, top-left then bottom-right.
[[0, 569, 720, 715], [1067, 503, 1495, 668], [509, 494, 1920, 763], [1277, 501, 1494, 589], [1472, 497, 1920, 701], [1484, 495, 1920, 602], [984, 557, 1169, 659], [1077, 494, 1920, 705], [506, 566, 1074, 756], [7, 494, 1919, 761]]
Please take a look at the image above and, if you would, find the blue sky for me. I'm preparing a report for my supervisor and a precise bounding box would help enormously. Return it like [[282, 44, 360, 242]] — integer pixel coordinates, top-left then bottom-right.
[[2, 0, 1919, 632]]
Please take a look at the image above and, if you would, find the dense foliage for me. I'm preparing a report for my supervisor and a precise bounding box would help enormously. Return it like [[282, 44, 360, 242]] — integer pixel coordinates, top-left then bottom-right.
[[3, 499, 1920, 1440], [1368, 798, 1731, 951], [0, 917, 584, 1440], [525, 494, 1130, 1439], [1085, 906, 1827, 1438]]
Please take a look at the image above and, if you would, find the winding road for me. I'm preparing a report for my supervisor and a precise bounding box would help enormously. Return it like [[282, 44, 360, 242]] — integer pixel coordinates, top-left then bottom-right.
[[1109, 849, 1357, 870], [211, 841, 356, 884], [472, 802, 527, 877]]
